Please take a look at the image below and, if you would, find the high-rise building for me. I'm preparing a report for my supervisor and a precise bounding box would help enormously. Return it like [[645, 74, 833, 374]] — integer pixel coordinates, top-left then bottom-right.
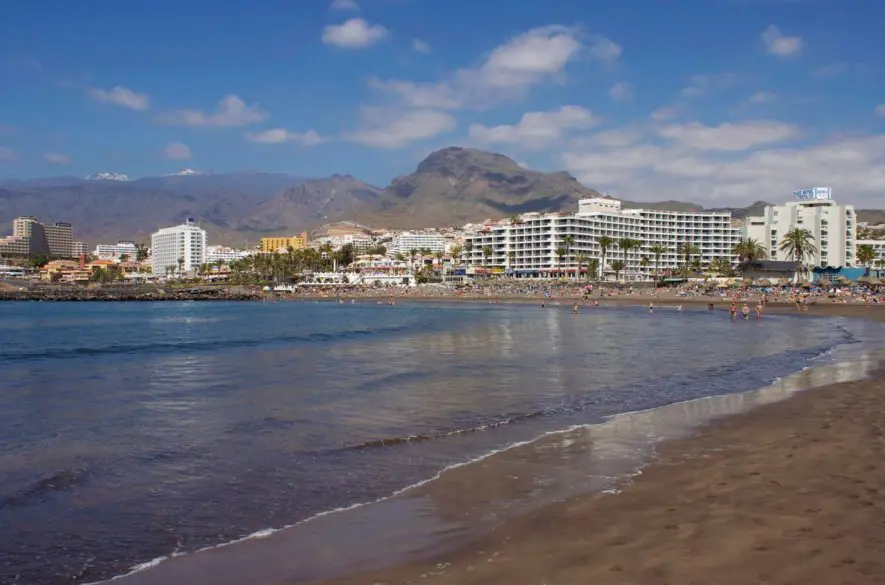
[[72, 241, 88, 256], [150, 219, 207, 276], [0, 216, 74, 258], [744, 189, 856, 268], [464, 198, 743, 279]]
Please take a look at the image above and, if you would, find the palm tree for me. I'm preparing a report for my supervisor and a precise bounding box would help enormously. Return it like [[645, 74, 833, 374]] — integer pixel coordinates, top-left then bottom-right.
[[450, 245, 463, 266], [507, 250, 516, 270], [648, 244, 668, 282], [409, 248, 419, 269], [610, 259, 625, 281], [482, 245, 493, 268], [733, 238, 767, 275], [575, 252, 589, 281], [856, 243, 876, 268], [639, 256, 650, 279], [617, 238, 640, 282], [779, 228, 818, 282], [463, 241, 474, 265], [555, 246, 567, 273], [677, 242, 701, 272], [586, 258, 599, 283], [176, 256, 185, 279], [562, 235, 575, 278], [711, 257, 735, 277], [597, 235, 615, 280]]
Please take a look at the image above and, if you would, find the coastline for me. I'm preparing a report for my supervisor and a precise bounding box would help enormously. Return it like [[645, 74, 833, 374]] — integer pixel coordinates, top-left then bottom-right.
[[296, 304, 885, 585], [307, 357, 885, 585], [99, 303, 885, 585]]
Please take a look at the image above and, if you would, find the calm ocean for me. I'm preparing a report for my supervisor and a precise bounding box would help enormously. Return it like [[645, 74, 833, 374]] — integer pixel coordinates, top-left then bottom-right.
[[0, 300, 879, 584]]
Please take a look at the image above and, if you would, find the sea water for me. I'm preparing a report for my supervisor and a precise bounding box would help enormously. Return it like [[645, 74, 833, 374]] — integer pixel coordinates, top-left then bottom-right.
[[0, 300, 881, 585]]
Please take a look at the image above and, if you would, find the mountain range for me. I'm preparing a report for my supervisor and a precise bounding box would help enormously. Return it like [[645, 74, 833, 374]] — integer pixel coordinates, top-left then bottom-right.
[[0, 148, 879, 246]]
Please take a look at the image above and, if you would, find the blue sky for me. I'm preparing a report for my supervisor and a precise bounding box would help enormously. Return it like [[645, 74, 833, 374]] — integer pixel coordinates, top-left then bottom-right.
[[2, 0, 885, 205]]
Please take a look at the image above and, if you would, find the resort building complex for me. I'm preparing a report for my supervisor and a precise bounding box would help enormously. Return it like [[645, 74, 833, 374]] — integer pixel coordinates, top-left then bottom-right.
[[94, 241, 139, 260], [464, 198, 743, 279], [744, 191, 856, 269], [259, 233, 308, 254], [0, 216, 75, 258], [389, 232, 448, 256], [205, 245, 251, 264], [150, 219, 207, 276]]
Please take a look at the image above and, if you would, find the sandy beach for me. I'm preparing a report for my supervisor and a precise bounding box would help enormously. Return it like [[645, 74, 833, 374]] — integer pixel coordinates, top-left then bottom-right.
[[305, 305, 885, 585]]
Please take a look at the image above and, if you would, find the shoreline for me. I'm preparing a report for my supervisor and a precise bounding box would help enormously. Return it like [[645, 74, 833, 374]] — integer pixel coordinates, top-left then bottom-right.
[[299, 304, 885, 585], [103, 304, 885, 585], [306, 356, 885, 585]]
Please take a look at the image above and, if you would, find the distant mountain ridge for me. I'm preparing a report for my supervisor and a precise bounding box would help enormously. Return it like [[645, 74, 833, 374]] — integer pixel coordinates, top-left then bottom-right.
[[1, 148, 881, 245]]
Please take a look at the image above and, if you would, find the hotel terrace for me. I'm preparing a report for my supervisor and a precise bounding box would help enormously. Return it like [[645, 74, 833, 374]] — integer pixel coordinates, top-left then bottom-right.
[[464, 198, 744, 280]]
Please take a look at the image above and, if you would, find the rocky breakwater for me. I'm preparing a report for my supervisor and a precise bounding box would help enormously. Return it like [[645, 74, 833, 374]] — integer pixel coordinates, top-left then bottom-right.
[[0, 285, 263, 302]]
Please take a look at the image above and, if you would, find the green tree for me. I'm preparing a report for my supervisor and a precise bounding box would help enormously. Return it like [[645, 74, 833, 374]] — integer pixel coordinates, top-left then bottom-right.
[[779, 228, 817, 282], [586, 258, 599, 283], [677, 242, 701, 270], [574, 252, 589, 281], [134, 244, 149, 263], [648, 244, 668, 282], [639, 255, 650, 279], [555, 246, 567, 271], [856, 243, 876, 267], [610, 259, 625, 281], [733, 238, 767, 274], [597, 235, 615, 280]]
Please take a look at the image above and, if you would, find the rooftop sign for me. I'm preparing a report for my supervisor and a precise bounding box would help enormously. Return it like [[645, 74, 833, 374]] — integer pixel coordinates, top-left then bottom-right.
[[793, 187, 832, 201]]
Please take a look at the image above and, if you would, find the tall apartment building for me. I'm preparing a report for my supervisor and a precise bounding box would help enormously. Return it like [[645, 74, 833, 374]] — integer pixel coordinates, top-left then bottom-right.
[[72, 241, 88, 256], [388, 232, 447, 256], [0, 216, 74, 258], [150, 219, 207, 276], [259, 232, 308, 253], [744, 189, 856, 268], [464, 198, 743, 279]]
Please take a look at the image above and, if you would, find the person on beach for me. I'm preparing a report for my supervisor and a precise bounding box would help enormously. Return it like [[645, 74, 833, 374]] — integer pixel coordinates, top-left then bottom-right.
[[755, 301, 763, 319], [741, 303, 750, 320], [648, 302, 654, 314], [729, 302, 737, 320], [708, 303, 714, 311], [572, 303, 579, 314], [676, 304, 683, 312], [593, 299, 599, 307]]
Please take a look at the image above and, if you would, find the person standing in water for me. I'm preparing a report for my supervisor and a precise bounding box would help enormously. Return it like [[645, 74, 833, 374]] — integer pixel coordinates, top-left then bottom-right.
[[741, 303, 751, 320], [729, 302, 737, 320], [648, 302, 654, 314], [572, 303, 579, 314], [755, 301, 763, 319]]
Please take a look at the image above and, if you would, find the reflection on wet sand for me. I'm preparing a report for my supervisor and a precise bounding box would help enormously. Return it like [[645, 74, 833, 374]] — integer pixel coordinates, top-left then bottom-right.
[[116, 355, 877, 585]]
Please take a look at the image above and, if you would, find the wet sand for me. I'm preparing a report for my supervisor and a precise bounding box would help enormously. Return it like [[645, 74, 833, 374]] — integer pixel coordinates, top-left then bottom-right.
[[306, 306, 885, 585]]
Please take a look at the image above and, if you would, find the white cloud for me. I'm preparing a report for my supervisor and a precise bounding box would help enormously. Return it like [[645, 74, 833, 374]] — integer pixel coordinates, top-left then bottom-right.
[[322, 18, 388, 49], [88, 86, 150, 110], [245, 128, 327, 146], [650, 106, 678, 121], [0, 146, 20, 163], [163, 141, 191, 160], [330, 0, 358, 10], [875, 104, 885, 116], [344, 108, 456, 148], [366, 26, 617, 110], [157, 95, 268, 127], [761, 25, 803, 57], [43, 152, 70, 164], [680, 72, 740, 97], [560, 119, 885, 207], [469, 105, 600, 149], [608, 82, 634, 101], [412, 39, 431, 53], [748, 91, 776, 104], [658, 120, 799, 151]]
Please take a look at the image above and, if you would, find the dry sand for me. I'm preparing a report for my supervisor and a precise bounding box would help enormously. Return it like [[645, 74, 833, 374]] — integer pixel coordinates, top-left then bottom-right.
[[307, 306, 885, 585]]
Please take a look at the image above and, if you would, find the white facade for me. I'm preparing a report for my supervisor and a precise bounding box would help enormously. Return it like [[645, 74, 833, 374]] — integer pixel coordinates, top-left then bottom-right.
[[464, 197, 743, 279], [388, 232, 447, 256], [311, 234, 374, 252], [744, 199, 856, 268], [855, 240, 885, 266], [205, 245, 251, 264], [94, 241, 138, 261], [150, 220, 207, 276]]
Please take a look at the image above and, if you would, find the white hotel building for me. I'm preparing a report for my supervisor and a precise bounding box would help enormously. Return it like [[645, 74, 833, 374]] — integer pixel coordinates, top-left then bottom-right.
[[388, 232, 447, 256], [743, 189, 856, 268], [94, 241, 138, 261], [150, 219, 207, 276], [464, 198, 743, 279]]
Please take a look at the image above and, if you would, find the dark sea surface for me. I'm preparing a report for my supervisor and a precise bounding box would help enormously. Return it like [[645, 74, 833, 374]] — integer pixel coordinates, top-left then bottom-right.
[[0, 300, 881, 585]]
